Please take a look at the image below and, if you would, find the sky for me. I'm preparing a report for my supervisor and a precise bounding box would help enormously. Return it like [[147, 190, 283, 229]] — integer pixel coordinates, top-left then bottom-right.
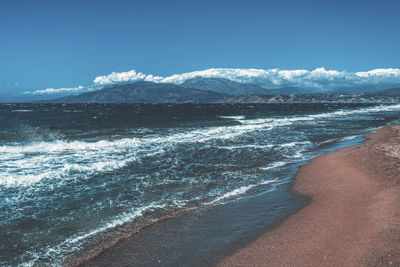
[[0, 0, 399, 100]]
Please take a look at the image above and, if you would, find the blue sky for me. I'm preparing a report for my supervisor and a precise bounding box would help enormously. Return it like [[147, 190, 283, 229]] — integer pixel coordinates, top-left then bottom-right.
[[1, 0, 399, 100]]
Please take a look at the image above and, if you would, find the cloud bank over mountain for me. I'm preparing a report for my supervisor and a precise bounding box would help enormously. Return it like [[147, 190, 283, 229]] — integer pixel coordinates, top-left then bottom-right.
[[93, 68, 400, 89], [24, 67, 400, 95]]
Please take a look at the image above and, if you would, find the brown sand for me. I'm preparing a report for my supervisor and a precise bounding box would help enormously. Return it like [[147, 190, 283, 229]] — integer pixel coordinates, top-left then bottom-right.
[[220, 125, 400, 267]]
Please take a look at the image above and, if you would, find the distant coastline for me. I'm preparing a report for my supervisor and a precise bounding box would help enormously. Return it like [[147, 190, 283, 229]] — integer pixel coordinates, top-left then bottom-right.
[[38, 79, 400, 104]]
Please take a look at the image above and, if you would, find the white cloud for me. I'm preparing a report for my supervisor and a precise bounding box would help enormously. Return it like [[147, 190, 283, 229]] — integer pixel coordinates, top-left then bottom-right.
[[24, 67, 400, 95], [93, 70, 164, 85], [92, 67, 400, 90], [23, 86, 87, 95]]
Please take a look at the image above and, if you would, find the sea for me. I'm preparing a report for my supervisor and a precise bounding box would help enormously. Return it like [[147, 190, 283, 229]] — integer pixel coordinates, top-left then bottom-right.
[[0, 103, 399, 266]]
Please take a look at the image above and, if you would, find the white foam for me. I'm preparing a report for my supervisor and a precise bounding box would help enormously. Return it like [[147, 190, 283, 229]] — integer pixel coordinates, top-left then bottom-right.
[[309, 103, 400, 119], [217, 115, 245, 120], [339, 135, 359, 142], [214, 141, 311, 151], [63, 203, 166, 245], [280, 141, 312, 147], [22, 202, 168, 266], [0, 138, 141, 154], [285, 150, 305, 159], [12, 109, 34, 112], [260, 161, 289, 170], [319, 138, 338, 145], [0, 138, 145, 187], [207, 179, 277, 205], [213, 144, 274, 150]]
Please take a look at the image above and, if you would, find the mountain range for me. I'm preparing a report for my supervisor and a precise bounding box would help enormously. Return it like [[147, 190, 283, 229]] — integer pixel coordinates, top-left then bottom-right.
[[181, 77, 306, 95], [45, 77, 400, 104], [49, 81, 228, 103]]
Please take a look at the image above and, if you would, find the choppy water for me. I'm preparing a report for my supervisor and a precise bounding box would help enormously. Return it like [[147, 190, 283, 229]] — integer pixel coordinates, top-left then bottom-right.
[[0, 103, 399, 266]]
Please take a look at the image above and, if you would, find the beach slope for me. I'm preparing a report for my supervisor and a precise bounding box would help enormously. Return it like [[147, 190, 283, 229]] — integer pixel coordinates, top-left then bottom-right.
[[220, 125, 400, 266]]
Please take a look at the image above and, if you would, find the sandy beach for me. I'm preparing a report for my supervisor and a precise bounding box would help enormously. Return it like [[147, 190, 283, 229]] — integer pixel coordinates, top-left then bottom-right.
[[220, 125, 400, 266]]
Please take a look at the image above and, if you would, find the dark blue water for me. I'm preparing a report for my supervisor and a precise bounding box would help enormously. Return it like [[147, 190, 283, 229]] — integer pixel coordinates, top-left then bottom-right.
[[0, 103, 399, 266]]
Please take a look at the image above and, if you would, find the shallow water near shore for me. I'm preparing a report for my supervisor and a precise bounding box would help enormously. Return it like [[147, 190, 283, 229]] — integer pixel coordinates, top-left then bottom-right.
[[0, 103, 400, 266], [84, 125, 369, 266]]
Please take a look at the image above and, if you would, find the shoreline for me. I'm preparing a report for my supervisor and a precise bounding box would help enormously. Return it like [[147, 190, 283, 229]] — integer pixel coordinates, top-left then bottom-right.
[[220, 125, 400, 266], [77, 125, 400, 266], [77, 174, 307, 266]]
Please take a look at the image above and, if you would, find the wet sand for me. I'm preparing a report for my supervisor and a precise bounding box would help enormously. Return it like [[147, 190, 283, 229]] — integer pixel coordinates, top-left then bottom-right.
[[220, 125, 400, 266]]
